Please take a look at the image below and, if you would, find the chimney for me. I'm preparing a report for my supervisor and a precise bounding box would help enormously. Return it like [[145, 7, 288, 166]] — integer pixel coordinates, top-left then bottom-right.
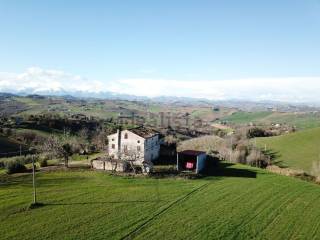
[[117, 127, 122, 159]]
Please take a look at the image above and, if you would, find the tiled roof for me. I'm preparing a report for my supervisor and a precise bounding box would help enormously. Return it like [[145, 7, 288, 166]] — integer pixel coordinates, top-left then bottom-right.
[[179, 150, 206, 156], [129, 126, 159, 139]]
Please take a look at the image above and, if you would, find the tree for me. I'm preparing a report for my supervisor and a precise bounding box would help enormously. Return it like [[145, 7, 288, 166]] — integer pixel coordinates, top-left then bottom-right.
[[120, 149, 141, 174], [77, 128, 90, 154], [246, 147, 267, 168], [40, 134, 74, 167], [120, 149, 153, 174], [91, 130, 108, 151], [164, 135, 178, 145], [61, 143, 73, 167], [247, 127, 269, 139]]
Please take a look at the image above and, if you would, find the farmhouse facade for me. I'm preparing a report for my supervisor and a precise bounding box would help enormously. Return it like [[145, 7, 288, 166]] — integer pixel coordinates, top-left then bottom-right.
[[107, 127, 161, 165]]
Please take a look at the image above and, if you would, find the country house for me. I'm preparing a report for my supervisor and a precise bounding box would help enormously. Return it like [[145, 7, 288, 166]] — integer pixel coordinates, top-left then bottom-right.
[[92, 126, 162, 172]]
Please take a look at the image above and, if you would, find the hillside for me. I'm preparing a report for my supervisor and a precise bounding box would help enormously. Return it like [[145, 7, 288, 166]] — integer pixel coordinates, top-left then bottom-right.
[[221, 111, 320, 130], [256, 127, 320, 173], [221, 111, 273, 124], [0, 137, 25, 155], [177, 135, 225, 152], [2, 165, 320, 239]]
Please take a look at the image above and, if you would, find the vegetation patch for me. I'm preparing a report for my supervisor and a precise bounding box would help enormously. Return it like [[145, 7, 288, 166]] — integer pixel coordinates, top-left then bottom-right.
[[221, 111, 272, 124], [256, 127, 320, 174]]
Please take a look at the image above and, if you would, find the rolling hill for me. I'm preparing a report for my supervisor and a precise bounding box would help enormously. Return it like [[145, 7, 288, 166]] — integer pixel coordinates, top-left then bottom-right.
[[221, 111, 320, 130], [256, 127, 320, 174], [2, 165, 320, 239], [0, 137, 25, 156]]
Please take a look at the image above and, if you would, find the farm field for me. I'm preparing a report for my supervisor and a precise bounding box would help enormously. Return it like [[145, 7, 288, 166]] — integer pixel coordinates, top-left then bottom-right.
[[221, 111, 273, 124], [222, 111, 320, 130], [264, 113, 320, 130], [256, 127, 320, 174], [2, 165, 320, 239]]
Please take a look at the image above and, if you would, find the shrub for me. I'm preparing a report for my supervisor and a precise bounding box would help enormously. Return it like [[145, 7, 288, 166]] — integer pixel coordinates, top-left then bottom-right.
[[17, 155, 34, 165], [39, 158, 48, 167], [0, 160, 5, 169], [0, 156, 31, 169], [247, 127, 269, 138], [5, 160, 27, 174]]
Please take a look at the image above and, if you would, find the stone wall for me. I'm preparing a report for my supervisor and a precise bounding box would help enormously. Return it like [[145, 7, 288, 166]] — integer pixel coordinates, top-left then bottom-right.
[[92, 160, 128, 172]]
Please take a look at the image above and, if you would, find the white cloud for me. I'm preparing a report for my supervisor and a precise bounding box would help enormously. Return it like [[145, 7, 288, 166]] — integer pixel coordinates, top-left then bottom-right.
[[109, 77, 320, 103], [1, 67, 320, 103], [0, 67, 106, 94]]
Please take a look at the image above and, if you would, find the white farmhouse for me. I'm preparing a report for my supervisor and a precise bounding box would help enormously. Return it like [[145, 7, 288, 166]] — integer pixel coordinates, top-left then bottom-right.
[[107, 126, 161, 166]]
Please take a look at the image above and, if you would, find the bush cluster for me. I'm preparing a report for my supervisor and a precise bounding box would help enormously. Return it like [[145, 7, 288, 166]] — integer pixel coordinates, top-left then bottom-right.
[[0, 155, 36, 174], [4, 160, 27, 174], [246, 127, 271, 138], [39, 158, 48, 167]]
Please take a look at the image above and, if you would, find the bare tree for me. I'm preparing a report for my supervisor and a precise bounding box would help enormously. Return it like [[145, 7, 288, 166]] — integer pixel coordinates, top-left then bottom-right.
[[39, 134, 73, 167], [246, 147, 267, 168], [91, 130, 108, 151], [78, 128, 90, 154], [119, 148, 153, 174], [120, 149, 142, 173]]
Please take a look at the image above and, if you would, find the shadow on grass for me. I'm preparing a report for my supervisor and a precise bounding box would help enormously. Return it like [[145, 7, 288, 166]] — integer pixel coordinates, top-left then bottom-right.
[[151, 158, 257, 179], [262, 149, 286, 167], [202, 157, 257, 178], [150, 167, 179, 179], [45, 200, 165, 206]]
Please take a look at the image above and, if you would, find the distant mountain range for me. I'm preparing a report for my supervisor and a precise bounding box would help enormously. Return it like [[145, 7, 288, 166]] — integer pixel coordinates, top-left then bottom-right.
[[1, 90, 320, 112]]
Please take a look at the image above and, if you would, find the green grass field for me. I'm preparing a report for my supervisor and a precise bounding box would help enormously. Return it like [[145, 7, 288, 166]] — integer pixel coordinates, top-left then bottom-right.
[[264, 113, 320, 130], [221, 111, 273, 124], [256, 127, 320, 173], [2, 164, 320, 239], [222, 111, 320, 130]]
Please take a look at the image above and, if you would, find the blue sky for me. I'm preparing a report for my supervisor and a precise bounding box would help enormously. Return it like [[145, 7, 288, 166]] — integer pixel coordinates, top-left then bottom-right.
[[1, 0, 320, 101]]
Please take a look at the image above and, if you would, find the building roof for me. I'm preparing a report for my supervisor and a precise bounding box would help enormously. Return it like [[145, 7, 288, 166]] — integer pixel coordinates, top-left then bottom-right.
[[129, 126, 159, 139], [179, 150, 206, 156]]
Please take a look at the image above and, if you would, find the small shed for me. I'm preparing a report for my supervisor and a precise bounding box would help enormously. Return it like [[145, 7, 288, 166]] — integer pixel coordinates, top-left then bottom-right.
[[177, 150, 207, 174]]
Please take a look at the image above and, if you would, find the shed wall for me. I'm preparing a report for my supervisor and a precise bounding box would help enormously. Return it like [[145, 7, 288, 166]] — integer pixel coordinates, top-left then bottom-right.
[[196, 153, 207, 174]]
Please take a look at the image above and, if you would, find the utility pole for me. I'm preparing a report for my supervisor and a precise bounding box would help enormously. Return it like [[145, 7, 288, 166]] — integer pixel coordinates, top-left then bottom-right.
[[254, 138, 258, 167], [230, 136, 233, 162], [32, 154, 37, 204]]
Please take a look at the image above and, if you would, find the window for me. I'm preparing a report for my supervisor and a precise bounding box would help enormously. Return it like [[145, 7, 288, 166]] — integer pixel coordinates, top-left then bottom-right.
[[137, 140, 140, 143], [137, 146, 141, 152], [123, 145, 128, 152], [111, 144, 115, 149], [124, 133, 128, 139], [112, 138, 114, 141]]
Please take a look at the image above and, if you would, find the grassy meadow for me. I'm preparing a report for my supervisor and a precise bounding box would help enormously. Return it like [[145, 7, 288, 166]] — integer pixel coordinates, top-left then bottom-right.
[[221, 111, 272, 124], [256, 127, 320, 173], [2, 164, 320, 239], [222, 111, 320, 130]]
